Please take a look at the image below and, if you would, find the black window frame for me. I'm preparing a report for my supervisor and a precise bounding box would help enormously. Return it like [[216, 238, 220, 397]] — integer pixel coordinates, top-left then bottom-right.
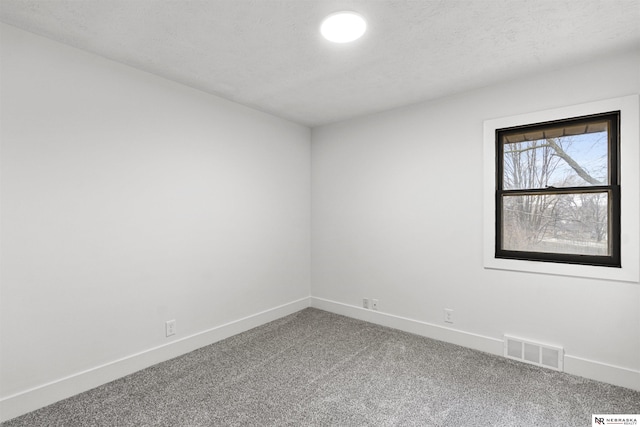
[[495, 111, 621, 267]]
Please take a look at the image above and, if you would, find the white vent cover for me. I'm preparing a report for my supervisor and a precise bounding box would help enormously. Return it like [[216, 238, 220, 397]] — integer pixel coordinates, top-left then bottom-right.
[[504, 335, 564, 371]]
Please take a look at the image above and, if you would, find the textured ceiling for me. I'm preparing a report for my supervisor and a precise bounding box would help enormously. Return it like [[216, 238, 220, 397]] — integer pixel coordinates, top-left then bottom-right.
[[1, 0, 639, 127]]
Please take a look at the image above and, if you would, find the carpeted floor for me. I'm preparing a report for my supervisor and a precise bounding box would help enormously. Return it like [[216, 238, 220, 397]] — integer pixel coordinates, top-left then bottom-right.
[[4, 308, 640, 426]]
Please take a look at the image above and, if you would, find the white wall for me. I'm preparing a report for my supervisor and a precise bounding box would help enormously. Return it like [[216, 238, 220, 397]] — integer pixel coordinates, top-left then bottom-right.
[[311, 49, 640, 389], [0, 23, 310, 418]]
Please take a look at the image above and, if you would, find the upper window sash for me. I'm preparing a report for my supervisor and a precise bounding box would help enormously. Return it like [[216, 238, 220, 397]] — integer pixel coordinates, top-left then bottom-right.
[[496, 112, 619, 192]]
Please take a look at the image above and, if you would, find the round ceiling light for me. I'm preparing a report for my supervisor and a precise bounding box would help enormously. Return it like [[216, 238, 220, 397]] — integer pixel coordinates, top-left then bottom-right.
[[320, 11, 367, 43]]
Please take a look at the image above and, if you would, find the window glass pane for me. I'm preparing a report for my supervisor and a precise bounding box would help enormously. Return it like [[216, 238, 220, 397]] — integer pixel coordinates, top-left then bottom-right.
[[502, 192, 610, 256], [502, 121, 608, 190]]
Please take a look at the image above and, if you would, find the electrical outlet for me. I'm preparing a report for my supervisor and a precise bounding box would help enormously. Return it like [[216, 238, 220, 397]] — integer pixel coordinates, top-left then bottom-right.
[[371, 299, 379, 311], [363, 298, 370, 309], [444, 309, 454, 324], [166, 319, 176, 337]]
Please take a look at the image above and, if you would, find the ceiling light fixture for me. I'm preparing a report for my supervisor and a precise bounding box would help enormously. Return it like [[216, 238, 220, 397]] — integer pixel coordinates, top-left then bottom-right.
[[320, 11, 367, 43]]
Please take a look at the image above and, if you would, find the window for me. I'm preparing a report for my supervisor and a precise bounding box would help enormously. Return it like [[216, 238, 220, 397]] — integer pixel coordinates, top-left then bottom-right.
[[483, 95, 638, 282], [495, 112, 620, 267]]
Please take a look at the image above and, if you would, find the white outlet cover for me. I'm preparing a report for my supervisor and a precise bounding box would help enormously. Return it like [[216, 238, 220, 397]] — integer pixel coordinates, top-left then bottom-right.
[[444, 309, 454, 323], [166, 320, 176, 337]]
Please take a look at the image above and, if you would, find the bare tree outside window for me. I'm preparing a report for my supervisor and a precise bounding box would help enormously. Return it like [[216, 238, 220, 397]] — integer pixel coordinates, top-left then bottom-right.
[[496, 112, 620, 267]]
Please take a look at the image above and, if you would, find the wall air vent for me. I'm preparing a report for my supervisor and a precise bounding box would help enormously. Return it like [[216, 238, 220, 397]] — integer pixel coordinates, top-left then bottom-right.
[[504, 335, 564, 372]]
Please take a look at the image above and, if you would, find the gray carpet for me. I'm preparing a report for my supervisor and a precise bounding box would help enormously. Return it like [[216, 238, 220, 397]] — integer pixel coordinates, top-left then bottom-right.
[[4, 308, 639, 426]]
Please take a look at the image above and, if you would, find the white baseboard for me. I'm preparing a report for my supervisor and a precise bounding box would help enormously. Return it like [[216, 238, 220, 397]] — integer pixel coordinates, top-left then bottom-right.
[[0, 297, 311, 423], [310, 296, 640, 392], [310, 297, 504, 355], [564, 355, 640, 391]]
